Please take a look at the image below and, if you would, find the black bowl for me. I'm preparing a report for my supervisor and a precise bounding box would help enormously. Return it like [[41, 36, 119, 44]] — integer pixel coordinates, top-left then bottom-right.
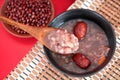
[[44, 9, 116, 77]]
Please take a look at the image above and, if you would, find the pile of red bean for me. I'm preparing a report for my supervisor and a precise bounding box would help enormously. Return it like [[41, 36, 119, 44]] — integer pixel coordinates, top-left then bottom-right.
[[5, 0, 53, 34]]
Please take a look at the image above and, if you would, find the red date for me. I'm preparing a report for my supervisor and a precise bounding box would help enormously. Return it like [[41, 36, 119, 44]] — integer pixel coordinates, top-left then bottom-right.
[[72, 53, 91, 69], [73, 21, 87, 40]]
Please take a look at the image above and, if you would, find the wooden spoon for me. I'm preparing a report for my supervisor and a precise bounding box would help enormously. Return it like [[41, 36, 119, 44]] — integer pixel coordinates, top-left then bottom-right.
[[0, 16, 79, 54]]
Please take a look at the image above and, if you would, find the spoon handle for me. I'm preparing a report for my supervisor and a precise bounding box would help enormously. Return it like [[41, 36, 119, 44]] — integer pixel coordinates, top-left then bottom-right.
[[0, 16, 56, 47], [0, 16, 41, 37]]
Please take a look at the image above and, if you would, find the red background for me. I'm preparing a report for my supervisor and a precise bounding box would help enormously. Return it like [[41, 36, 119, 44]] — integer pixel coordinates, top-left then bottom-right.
[[0, 0, 75, 79]]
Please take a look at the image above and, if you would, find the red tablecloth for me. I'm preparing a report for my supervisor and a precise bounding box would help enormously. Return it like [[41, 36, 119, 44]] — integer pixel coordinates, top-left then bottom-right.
[[0, 0, 75, 79]]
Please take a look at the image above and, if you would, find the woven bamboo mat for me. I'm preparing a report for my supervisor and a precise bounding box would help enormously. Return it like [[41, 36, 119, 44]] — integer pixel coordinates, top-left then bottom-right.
[[4, 0, 120, 80]]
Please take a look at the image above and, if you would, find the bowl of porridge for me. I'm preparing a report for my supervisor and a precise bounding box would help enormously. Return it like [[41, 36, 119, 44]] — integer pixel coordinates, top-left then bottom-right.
[[44, 9, 116, 77]]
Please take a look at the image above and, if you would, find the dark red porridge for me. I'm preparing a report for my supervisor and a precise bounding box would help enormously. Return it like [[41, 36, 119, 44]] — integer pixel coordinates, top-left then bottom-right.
[[51, 19, 110, 73]]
